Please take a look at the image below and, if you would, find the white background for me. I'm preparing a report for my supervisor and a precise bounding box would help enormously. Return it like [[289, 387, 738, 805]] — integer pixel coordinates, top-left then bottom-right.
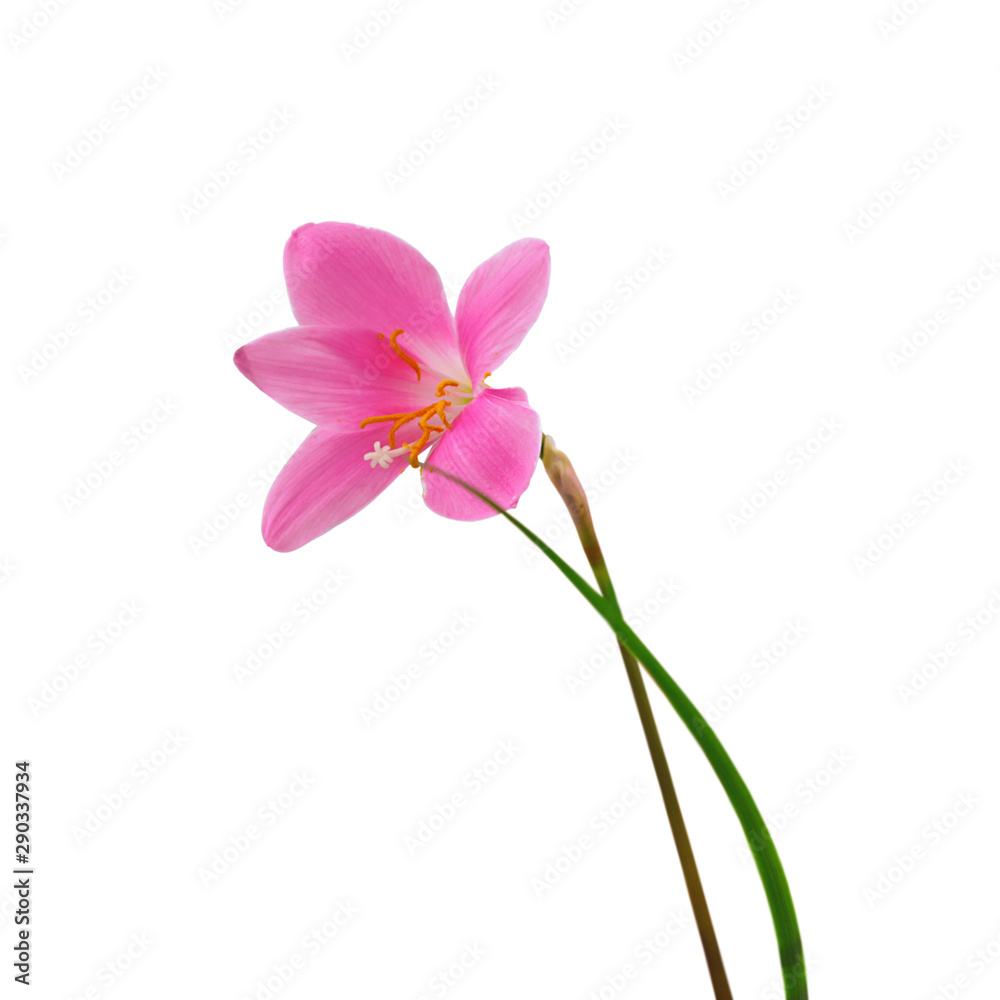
[[4, 0, 1000, 997]]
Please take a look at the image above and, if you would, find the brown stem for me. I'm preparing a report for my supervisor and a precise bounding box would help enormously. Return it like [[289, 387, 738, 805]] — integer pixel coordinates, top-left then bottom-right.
[[541, 435, 734, 1000]]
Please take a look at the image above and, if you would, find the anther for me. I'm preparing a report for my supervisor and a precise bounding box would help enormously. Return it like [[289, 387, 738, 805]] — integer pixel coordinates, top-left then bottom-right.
[[435, 379, 460, 397], [389, 329, 422, 381]]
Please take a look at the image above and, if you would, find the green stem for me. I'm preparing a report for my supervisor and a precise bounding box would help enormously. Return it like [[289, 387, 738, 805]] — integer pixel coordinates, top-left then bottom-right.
[[423, 460, 809, 1000], [541, 438, 733, 1000]]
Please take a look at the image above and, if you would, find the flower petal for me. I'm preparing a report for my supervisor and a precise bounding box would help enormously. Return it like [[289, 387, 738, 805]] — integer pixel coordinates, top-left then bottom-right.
[[421, 387, 542, 521], [262, 428, 401, 551], [456, 238, 550, 382], [283, 222, 463, 377], [235, 326, 432, 430]]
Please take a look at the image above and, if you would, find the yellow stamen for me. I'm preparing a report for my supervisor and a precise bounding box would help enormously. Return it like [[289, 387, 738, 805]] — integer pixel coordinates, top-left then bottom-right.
[[387, 414, 412, 448], [390, 329, 422, 381], [360, 410, 419, 448], [407, 407, 448, 466], [360, 398, 454, 456], [359, 374, 471, 469]]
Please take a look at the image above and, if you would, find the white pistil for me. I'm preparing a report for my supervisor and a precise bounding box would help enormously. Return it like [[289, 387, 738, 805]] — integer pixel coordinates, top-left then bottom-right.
[[363, 441, 410, 469]]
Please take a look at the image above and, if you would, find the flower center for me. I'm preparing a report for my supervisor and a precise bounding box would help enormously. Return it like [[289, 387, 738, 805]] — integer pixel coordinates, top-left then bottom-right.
[[359, 329, 471, 469]]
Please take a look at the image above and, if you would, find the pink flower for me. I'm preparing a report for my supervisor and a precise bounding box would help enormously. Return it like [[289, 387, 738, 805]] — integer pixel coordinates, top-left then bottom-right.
[[234, 223, 550, 551]]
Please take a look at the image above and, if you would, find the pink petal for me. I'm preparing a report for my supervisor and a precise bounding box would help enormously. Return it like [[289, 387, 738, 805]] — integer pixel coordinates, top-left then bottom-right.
[[235, 326, 432, 430], [283, 222, 464, 378], [262, 429, 401, 551], [421, 387, 542, 521], [456, 239, 550, 383]]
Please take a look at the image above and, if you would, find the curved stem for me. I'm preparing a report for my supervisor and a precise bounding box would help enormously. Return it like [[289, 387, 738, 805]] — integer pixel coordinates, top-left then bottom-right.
[[541, 438, 733, 1000], [422, 460, 809, 1000]]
